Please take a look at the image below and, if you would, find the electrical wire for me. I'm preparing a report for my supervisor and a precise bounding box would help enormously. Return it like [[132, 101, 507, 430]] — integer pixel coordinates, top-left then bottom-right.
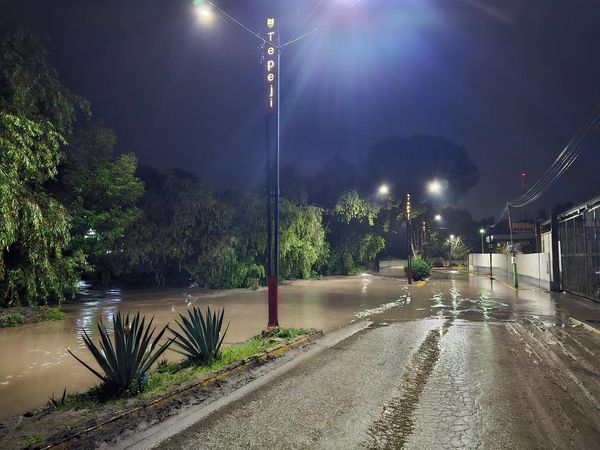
[[506, 103, 600, 209], [207, 1, 276, 47], [286, 0, 324, 45], [281, 27, 319, 48], [484, 102, 600, 232]]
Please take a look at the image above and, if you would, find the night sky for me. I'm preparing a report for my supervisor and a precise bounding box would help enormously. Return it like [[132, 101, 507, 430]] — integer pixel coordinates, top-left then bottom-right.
[[2, 0, 600, 219]]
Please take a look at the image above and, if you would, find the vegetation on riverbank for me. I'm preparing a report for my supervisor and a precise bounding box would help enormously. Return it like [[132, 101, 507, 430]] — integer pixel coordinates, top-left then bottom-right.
[[1, 28, 481, 307], [0, 306, 65, 328], [0, 327, 316, 450], [62, 327, 314, 411]]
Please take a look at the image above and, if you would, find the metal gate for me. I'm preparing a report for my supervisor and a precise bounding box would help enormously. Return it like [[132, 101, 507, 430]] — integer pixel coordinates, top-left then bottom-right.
[[559, 196, 600, 301]]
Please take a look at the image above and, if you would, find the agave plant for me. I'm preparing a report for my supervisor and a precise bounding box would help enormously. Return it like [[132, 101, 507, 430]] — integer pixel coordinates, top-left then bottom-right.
[[68, 312, 171, 396], [48, 388, 68, 409], [170, 306, 229, 364]]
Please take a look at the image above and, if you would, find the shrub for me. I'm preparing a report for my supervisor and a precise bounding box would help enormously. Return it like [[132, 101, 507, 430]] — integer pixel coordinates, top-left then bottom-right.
[[47, 388, 68, 409], [68, 312, 171, 396], [430, 257, 445, 268], [170, 306, 229, 364], [0, 311, 25, 327], [405, 256, 431, 281]]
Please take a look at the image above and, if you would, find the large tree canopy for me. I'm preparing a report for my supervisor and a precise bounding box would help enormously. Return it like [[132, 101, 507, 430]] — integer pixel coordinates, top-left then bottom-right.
[[52, 123, 144, 281], [0, 28, 89, 136], [0, 29, 89, 306], [308, 134, 480, 206], [0, 113, 85, 306]]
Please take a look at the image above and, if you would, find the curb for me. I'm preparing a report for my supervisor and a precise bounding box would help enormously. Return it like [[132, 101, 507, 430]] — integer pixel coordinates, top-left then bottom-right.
[[44, 330, 322, 450], [470, 271, 517, 291], [569, 317, 600, 337]]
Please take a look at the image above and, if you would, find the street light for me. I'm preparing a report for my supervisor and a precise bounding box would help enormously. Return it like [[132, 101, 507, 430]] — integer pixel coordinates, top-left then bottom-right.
[[378, 184, 390, 196], [479, 228, 485, 253], [194, 1, 319, 328], [427, 179, 443, 195], [434, 214, 442, 222], [194, 3, 214, 23]]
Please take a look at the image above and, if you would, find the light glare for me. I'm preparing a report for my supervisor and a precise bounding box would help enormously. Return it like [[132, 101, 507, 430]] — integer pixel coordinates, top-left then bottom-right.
[[195, 4, 214, 23], [427, 179, 442, 194]]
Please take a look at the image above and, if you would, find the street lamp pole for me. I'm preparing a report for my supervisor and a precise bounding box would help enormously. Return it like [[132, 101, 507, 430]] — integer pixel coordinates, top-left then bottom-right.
[[479, 228, 485, 253], [198, 2, 317, 327], [406, 193, 412, 284], [265, 18, 280, 327]]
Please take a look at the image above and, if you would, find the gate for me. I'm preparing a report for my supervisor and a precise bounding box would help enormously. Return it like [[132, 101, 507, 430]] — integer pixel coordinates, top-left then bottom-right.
[[558, 196, 600, 301]]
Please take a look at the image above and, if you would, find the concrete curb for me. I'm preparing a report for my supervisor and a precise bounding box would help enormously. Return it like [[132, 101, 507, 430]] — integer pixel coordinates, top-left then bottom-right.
[[44, 331, 322, 450], [569, 317, 600, 337], [470, 271, 518, 291]]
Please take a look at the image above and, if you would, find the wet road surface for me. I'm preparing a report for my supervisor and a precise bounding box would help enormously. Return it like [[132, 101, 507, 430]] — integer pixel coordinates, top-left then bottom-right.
[[156, 271, 600, 449]]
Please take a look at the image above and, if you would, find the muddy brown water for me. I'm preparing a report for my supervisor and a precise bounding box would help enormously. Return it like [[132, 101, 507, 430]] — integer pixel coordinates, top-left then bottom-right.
[[0, 271, 594, 418]]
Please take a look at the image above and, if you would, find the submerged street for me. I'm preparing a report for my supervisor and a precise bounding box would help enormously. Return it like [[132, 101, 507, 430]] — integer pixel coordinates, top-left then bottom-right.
[[147, 271, 600, 449]]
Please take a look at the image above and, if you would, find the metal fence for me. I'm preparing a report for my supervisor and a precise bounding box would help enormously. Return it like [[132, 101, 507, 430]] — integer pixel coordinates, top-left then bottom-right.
[[559, 198, 600, 301]]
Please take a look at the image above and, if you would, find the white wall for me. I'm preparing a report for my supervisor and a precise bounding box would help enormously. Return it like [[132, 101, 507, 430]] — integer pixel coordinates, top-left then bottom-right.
[[469, 252, 551, 289]]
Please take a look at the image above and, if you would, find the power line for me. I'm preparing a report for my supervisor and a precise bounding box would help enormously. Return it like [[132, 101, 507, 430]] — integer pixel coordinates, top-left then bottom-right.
[[505, 103, 600, 209], [206, 1, 275, 47], [485, 102, 600, 231]]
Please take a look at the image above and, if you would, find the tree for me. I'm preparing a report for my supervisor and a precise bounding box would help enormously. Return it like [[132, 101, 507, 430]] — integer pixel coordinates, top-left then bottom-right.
[[326, 190, 385, 274], [53, 123, 144, 281], [0, 114, 85, 306], [308, 135, 480, 207], [0, 28, 89, 136], [280, 200, 329, 279], [0, 29, 89, 306], [120, 170, 232, 287]]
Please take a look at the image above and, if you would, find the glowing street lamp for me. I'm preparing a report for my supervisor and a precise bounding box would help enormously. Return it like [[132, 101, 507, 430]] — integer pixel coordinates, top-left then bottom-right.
[[378, 184, 390, 196], [434, 214, 442, 222], [194, 2, 214, 23], [427, 179, 443, 195]]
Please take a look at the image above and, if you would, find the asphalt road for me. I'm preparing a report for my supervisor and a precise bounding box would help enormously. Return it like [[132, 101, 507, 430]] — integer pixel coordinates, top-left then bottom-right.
[[154, 272, 600, 449]]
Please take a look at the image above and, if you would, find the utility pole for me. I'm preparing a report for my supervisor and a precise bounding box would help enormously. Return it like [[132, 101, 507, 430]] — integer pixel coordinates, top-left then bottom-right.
[[195, 2, 323, 326], [507, 204, 519, 288], [264, 17, 280, 327], [479, 228, 485, 253], [406, 193, 412, 284]]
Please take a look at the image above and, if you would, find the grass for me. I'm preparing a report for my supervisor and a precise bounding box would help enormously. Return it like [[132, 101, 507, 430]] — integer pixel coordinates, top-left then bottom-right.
[[0, 306, 65, 328], [58, 327, 316, 410]]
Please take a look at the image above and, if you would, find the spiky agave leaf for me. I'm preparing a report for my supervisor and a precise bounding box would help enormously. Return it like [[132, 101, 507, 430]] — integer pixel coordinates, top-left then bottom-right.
[[169, 305, 229, 364], [67, 311, 172, 396]]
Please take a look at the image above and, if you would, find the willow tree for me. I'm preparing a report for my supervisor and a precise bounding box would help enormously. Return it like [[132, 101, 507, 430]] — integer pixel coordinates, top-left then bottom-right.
[[0, 29, 88, 306]]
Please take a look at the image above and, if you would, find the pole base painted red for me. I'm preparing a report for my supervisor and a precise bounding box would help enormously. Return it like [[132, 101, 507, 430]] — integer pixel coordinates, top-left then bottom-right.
[[407, 269, 413, 285], [267, 274, 279, 327]]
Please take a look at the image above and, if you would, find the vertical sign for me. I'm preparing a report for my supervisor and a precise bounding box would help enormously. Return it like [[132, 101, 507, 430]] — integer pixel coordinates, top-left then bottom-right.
[[264, 17, 279, 327], [265, 18, 278, 114]]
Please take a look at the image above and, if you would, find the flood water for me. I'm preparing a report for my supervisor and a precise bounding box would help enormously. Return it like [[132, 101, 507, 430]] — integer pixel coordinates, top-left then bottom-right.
[[0, 271, 596, 418]]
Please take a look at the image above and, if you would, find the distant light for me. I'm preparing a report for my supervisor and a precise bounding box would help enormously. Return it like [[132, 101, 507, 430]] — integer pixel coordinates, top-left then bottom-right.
[[450, 234, 455, 240], [378, 184, 390, 196], [520, 170, 527, 177], [434, 214, 442, 222], [427, 179, 442, 195], [479, 228, 485, 234]]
